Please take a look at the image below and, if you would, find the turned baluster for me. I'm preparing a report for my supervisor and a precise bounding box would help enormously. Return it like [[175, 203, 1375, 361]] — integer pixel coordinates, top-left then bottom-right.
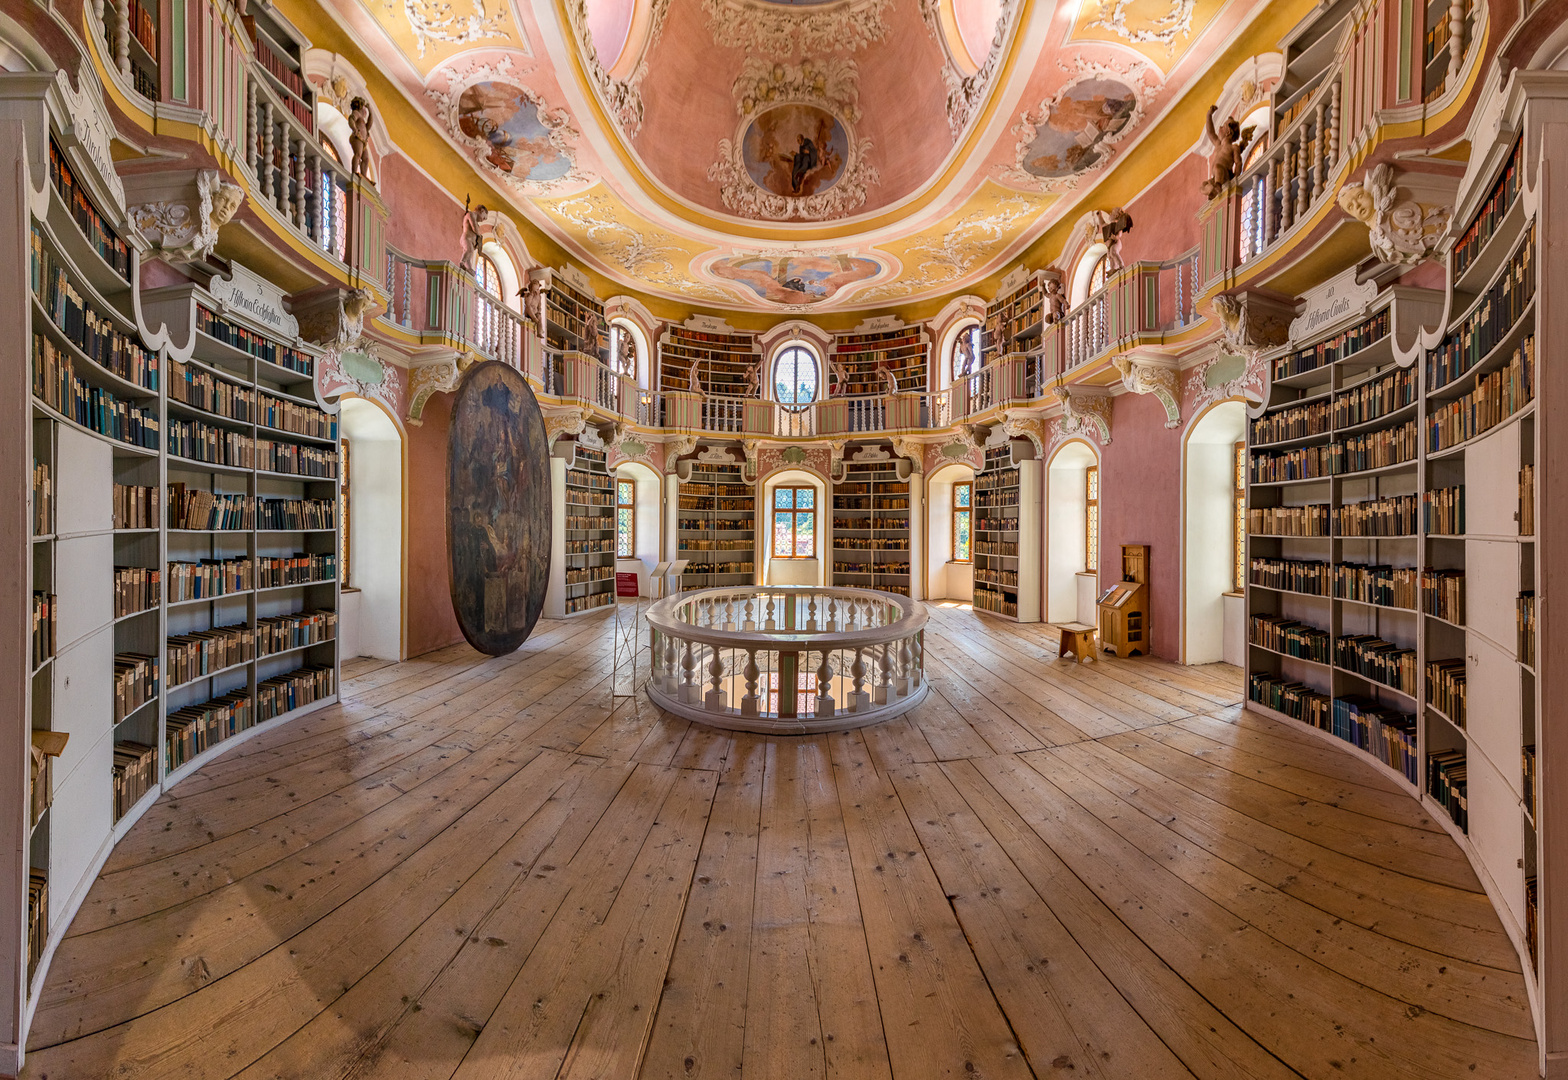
[[1447, 0, 1464, 86], [877, 642, 893, 705], [741, 650, 760, 717], [807, 595, 818, 632], [723, 597, 735, 631], [306, 152, 320, 239], [765, 594, 777, 630], [681, 638, 699, 704], [849, 647, 869, 712], [114, 0, 130, 76], [1295, 132, 1310, 217], [705, 646, 727, 712], [663, 632, 677, 691], [246, 81, 258, 176], [911, 631, 924, 688], [815, 651, 836, 718], [896, 636, 913, 697], [1311, 104, 1327, 201], [260, 104, 274, 201], [743, 597, 755, 631]]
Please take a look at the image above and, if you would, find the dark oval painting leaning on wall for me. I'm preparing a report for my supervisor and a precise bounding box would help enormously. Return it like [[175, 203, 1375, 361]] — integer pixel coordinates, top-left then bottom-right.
[[447, 361, 551, 655]]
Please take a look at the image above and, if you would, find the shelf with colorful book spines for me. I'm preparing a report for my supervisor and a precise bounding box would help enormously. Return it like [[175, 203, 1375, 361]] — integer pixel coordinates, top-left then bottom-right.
[[981, 277, 1045, 364], [830, 328, 929, 396], [831, 457, 911, 596], [972, 445, 1020, 619], [562, 444, 616, 615], [658, 325, 760, 396], [678, 460, 755, 590]]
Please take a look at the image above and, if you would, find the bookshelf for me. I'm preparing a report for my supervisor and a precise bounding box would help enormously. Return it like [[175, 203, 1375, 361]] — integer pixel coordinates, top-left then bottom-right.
[[561, 443, 615, 615], [243, 8, 314, 129], [830, 326, 929, 395], [982, 274, 1046, 364], [539, 271, 607, 364], [658, 324, 760, 396], [974, 443, 1026, 618], [831, 454, 913, 596], [13, 101, 341, 1066], [677, 461, 756, 589], [1420, 0, 1475, 104]]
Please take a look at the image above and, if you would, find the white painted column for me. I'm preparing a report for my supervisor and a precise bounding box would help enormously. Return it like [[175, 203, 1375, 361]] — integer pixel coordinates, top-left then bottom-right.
[[1017, 458, 1043, 623], [544, 456, 567, 618]]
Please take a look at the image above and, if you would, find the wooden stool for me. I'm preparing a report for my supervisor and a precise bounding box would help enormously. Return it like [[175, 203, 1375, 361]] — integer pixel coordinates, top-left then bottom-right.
[[1058, 623, 1098, 664]]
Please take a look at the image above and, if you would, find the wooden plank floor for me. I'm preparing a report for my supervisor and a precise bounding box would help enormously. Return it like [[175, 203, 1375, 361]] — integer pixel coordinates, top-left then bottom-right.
[[21, 605, 1540, 1080]]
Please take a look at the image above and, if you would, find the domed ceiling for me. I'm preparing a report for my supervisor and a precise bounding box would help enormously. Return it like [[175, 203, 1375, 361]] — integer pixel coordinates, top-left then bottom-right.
[[321, 0, 1269, 310]]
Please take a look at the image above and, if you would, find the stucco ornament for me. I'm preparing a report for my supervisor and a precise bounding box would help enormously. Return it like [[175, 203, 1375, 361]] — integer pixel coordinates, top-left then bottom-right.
[[130, 170, 243, 262], [404, 0, 507, 56], [1112, 356, 1181, 428], [703, 0, 889, 55], [563, 0, 670, 136], [921, 0, 1019, 136], [547, 192, 731, 302], [544, 406, 592, 446], [406, 356, 462, 425], [1211, 293, 1289, 359], [708, 58, 879, 221], [1337, 164, 1453, 266], [855, 195, 1037, 300], [1000, 411, 1048, 456], [1052, 385, 1113, 444], [1089, 0, 1197, 51], [1183, 352, 1266, 416], [665, 433, 701, 472], [889, 436, 924, 473], [741, 439, 762, 482]]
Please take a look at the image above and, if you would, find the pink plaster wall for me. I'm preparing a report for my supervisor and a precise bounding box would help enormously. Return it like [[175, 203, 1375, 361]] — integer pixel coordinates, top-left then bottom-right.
[[380, 154, 466, 265], [1118, 153, 1207, 266], [406, 391, 464, 657], [1097, 392, 1183, 660]]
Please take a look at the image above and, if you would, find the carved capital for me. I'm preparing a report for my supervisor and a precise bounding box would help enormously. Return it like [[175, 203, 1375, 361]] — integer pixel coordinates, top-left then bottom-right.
[[1337, 164, 1454, 266], [543, 406, 591, 447], [1000, 411, 1048, 456], [296, 287, 379, 350], [1051, 385, 1113, 444], [1112, 355, 1181, 428], [406, 356, 461, 425], [1211, 292, 1291, 360], [889, 436, 924, 473], [665, 432, 700, 472], [129, 169, 243, 263]]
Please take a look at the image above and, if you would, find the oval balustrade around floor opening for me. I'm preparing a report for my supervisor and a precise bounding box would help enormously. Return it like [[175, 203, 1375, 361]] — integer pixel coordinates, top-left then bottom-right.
[[645, 586, 929, 734]]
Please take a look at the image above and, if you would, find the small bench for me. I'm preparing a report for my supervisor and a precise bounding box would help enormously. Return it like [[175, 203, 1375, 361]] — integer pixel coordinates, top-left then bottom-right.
[[1057, 623, 1099, 664]]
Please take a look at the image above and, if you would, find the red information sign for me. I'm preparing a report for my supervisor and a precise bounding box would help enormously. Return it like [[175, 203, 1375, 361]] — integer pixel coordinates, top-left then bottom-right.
[[615, 572, 640, 598]]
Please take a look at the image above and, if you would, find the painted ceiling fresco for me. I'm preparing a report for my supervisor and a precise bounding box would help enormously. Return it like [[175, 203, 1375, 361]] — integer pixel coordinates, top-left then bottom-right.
[[325, 0, 1272, 310]]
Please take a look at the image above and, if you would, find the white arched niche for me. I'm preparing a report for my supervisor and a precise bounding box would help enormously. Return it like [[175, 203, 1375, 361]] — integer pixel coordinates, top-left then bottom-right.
[[1183, 401, 1247, 665], [609, 317, 650, 387], [339, 398, 404, 661], [762, 469, 825, 587], [926, 463, 975, 601], [615, 461, 661, 595], [938, 319, 982, 390], [1046, 440, 1099, 624], [1069, 244, 1109, 305]]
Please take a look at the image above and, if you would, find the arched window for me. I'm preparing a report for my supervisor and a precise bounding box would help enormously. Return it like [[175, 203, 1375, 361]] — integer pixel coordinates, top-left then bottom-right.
[[1085, 464, 1099, 572], [951, 322, 982, 383], [608, 320, 641, 380], [772, 485, 816, 557], [952, 481, 972, 563], [772, 344, 819, 408], [476, 254, 503, 298], [616, 477, 636, 558], [1088, 255, 1108, 296]]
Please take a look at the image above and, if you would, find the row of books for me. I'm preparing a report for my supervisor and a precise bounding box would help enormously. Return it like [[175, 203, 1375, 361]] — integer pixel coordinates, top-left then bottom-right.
[[564, 565, 614, 585], [48, 139, 132, 281], [565, 540, 613, 555], [168, 418, 255, 468], [165, 688, 252, 771], [1248, 673, 1330, 728], [168, 486, 251, 531], [257, 665, 335, 722], [1428, 226, 1536, 390], [565, 514, 614, 531], [974, 569, 1018, 588], [1524, 747, 1537, 821], [1427, 337, 1534, 452], [566, 468, 611, 490], [567, 490, 613, 506], [257, 439, 338, 478], [27, 871, 46, 980], [166, 556, 250, 601], [113, 652, 158, 722], [170, 359, 254, 421], [259, 395, 337, 441], [975, 516, 1019, 533], [1336, 494, 1415, 537], [1428, 750, 1468, 831], [32, 592, 55, 668], [974, 541, 1018, 556], [253, 34, 307, 102], [1335, 562, 1419, 608], [1335, 367, 1415, 429], [676, 519, 752, 532], [1428, 658, 1466, 726], [1331, 419, 1417, 474], [679, 559, 754, 573], [258, 497, 335, 531], [1250, 445, 1331, 483], [1272, 310, 1389, 380], [1251, 556, 1330, 596], [114, 482, 159, 530], [565, 592, 612, 614], [1519, 592, 1537, 668], [112, 741, 157, 822], [677, 539, 752, 551], [114, 564, 160, 616], [34, 461, 51, 535], [832, 537, 910, 551], [31, 237, 159, 390], [167, 622, 253, 687], [1520, 464, 1535, 535], [1332, 697, 1419, 784], [973, 586, 1018, 617], [256, 552, 337, 589], [1248, 504, 1328, 537], [128, 0, 156, 55], [1422, 568, 1465, 624], [257, 609, 337, 654], [1453, 139, 1521, 278], [33, 337, 160, 449], [1335, 634, 1416, 695], [197, 306, 313, 376], [1252, 399, 1329, 445], [1424, 486, 1464, 536], [1250, 614, 1331, 662]]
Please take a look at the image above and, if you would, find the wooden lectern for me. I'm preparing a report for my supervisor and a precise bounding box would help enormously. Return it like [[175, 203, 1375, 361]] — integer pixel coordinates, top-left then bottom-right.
[[1098, 544, 1150, 657]]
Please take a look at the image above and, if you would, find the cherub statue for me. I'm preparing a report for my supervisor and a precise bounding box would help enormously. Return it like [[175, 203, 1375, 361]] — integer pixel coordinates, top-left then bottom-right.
[[341, 287, 374, 343], [688, 361, 704, 396], [1336, 164, 1452, 265], [459, 198, 489, 273], [879, 366, 899, 396], [349, 97, 374, 179], [828, 356, 849, 395], [744, 359, 762, 397], [521, 279, 546, 328], [953, 332, 975, 377], [616, 328, 637, 377], [1200, 105, 1242, 200], [1043, 277, 1067, 324], [1090, 207, 1134, 271]]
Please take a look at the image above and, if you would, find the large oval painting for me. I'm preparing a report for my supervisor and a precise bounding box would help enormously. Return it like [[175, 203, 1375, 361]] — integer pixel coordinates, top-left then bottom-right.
[[456, 81, 573, 184], [742, 104, 849, 198], [447, 361, 551, 655], [1020, 78, 1138, 179]]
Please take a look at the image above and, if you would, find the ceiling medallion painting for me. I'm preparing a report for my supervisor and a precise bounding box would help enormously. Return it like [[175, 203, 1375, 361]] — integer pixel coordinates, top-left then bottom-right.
[[701, 0, 891, 56], [707, 252, 886, 306], [708, 58, 878, 220], [402, 0, 508, 57], [563, 0, 671, 136], [427, 58, 583, 192], [999, 60, 1158, 191]]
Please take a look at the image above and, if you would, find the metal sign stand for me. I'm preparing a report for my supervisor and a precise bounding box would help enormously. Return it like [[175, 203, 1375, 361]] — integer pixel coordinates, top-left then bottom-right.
[[612, 570, 643, 707]]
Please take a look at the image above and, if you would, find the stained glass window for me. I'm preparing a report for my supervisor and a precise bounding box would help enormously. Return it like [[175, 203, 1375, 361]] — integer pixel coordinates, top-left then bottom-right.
[[1085, 465, 1099, 573], [773, 344, 819, 408], [616, 478, 635, 558], [1234, 442, 1246, 592], [953, 481, 971, 563], [772, 485, 815, 558]]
